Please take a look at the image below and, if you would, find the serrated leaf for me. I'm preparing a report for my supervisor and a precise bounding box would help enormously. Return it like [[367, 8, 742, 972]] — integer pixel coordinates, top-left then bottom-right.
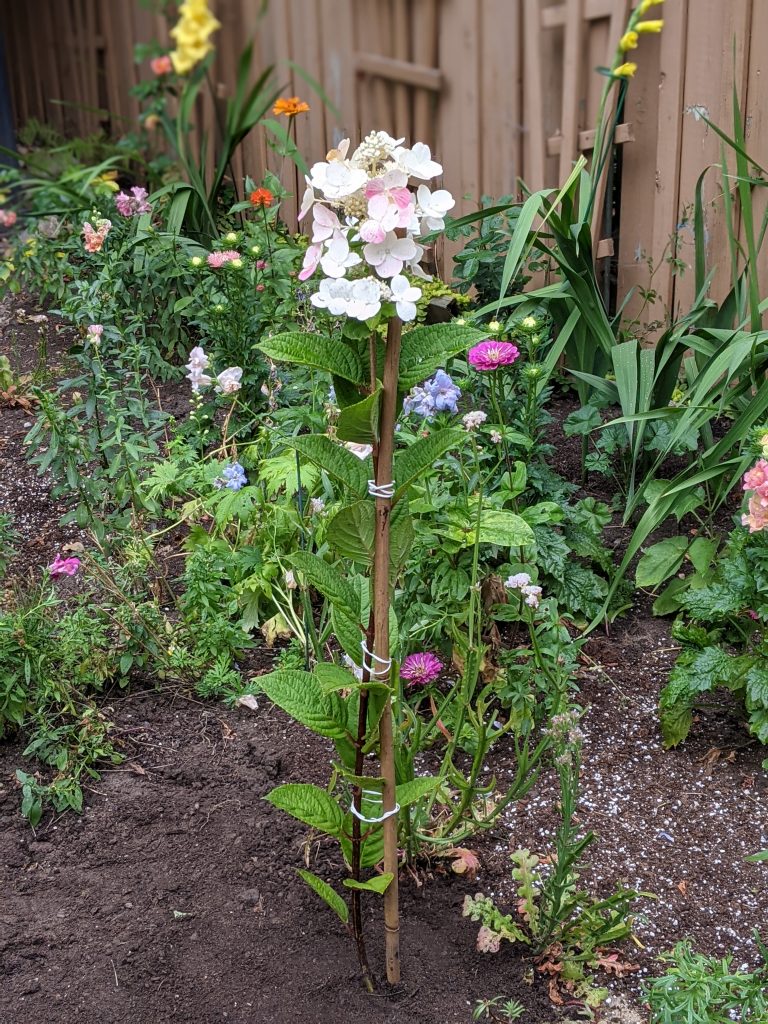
[[327, 500, 374, 563], [331, 605, 365, 664], [396, 776, 439, 807], [266, 783, 344, 837], [635, 537, 689, 589], [287, 552, 359, 619], [393, 428, 465, 503], [398, 324, 486, 389], [336, 387, 381, 444], [255, 331, 363, 383], [258, 670, 347, 739], [296, 869, 349, 922], [343, 872, 394, 894], [285, 435, 368, 497]]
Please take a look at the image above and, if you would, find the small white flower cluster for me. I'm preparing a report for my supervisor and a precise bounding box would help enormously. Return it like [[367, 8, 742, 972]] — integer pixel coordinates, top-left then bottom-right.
[[462, 410, 487, 431], [185, 345, 242, 397], [504, 572, 543, 609], [298, 131, 455, 323]]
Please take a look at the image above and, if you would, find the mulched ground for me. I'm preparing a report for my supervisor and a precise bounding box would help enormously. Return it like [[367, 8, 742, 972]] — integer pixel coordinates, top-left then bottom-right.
[[1, 295, 767, 1024]]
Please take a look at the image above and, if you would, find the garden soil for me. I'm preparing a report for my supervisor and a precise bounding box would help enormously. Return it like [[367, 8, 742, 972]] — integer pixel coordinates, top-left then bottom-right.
[[2, 298, 767, 1024]]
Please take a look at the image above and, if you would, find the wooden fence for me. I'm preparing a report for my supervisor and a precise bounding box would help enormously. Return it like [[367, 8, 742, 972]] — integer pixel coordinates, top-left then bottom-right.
[[1, 0, 767, 320]]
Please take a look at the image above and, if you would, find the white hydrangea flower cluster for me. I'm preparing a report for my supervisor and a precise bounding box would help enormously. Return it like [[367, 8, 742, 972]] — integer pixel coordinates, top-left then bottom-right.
[[298, 131, 455, 323]]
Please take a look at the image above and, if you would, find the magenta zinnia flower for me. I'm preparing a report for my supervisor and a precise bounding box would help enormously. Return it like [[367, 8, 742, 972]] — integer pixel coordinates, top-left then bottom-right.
[[467, 340, 520, 372], [49, 553, 81, 578], [400, 652, 443, 687]]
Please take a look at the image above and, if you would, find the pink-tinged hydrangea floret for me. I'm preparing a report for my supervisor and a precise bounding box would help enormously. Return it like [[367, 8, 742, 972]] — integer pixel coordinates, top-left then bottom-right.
[[467, 340, 520, 372], [400, 651, 443, 686]]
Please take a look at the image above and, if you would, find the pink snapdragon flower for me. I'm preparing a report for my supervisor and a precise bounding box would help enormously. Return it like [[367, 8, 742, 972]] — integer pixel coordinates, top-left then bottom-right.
[[467, 340, 520, 372], [115, 186, 152, 218], [400, 651, 443, 686], [82, 218, 112, 253], [742, 492, 768, 533], [185, 345, 212, 393], [215, 366, 243, 395], [743, 458, 768, 500], [0, 209, 17, 228], [49, 553, 81, 578], [207, 249, 241, 268]]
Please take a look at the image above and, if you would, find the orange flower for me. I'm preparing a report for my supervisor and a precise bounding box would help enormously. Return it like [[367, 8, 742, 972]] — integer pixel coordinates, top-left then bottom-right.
[[250, 187, 274, 208], [272, 96, 310, 118]]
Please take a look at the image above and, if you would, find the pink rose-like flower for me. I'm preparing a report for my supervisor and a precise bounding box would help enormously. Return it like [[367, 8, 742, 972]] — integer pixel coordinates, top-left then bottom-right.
[[467, 340, 520, 372], [207, 249, 241, 268], [0, 209, 17, 228], [115, 186, 151, 218], [400, 651, 443, 687], [743, 459, 768, 500], [49, 553, 81, 578], [151, 54, 173, 75]]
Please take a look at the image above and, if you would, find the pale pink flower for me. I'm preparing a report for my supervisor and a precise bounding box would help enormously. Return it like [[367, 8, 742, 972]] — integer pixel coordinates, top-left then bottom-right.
[[115, 186, 151, 217], [82, 219, 111, 253], [185, 346, 212, 393], [320, 233, 362, 278], [207, 249, 241, 268], [215, 366, 243, 396], [310, 204, 341, 244], [743, 459, 768, 500], [87, 324, 104, 337], [360, 170, 414, 243], [462, 410, 487, 431], [298, 243, 322, 281], [415, 184, 455, 232], [363, 231, 418, 278], [393, 142, 443, 180], [0, 209, 17, 228], [400, 651, 442, 686], [468, 340, 520, 372], [49, 553, 81, 578], [742, 492, 768, 533]]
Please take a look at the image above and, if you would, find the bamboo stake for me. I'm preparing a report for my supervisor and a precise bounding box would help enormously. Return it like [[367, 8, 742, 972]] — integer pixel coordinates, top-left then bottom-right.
[[372, 314, 402, 985]]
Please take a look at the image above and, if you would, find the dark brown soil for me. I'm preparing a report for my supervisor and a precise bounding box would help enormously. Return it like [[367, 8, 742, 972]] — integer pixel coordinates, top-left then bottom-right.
[[2, 295, 767, 1024]]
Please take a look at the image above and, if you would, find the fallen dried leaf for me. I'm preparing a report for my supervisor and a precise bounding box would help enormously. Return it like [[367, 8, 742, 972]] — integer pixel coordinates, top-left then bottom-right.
[[236, 694, 259, 711], [677, 880, 687, 895], [445, 847, 480, 880]]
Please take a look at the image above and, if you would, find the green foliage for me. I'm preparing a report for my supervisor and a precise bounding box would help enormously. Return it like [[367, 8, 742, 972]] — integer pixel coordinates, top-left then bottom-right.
[[657, 526, 768, 748], [644, 939, 768, 1024]]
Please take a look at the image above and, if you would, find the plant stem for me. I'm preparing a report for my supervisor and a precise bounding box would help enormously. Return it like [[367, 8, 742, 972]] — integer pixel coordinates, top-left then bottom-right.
[[350, 616, 376, 993], [372, 315, 402, 985]]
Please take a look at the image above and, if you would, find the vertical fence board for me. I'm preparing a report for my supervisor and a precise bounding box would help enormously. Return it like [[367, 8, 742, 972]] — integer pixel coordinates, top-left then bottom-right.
[[673, 0, 751, 316], [480, 0, 522, 199]]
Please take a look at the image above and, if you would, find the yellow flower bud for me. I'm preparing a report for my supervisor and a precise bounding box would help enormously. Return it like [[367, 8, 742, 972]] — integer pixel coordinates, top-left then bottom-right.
[[224, 231, 238, 243], [191, 256, 203, 267], [638, 0, 663, 13], [620, 30, 639, 50], [229, 258, 243, 268], [488, 320, 501, 332], [636, 19, 663, 33], [614, 62, 637, 78]]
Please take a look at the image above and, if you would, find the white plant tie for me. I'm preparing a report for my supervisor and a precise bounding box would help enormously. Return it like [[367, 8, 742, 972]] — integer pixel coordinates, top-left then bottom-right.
[[360, 640, 392, 679], [367, 479, 395, 499], [349, 787, 401, 824]]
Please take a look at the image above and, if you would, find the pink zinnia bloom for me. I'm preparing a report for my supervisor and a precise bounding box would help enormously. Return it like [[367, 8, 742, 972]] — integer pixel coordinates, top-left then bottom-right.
[[400, 652, 443, 687], [207, 249, 241, 268], [49, 553, 81, 578], [743, 459, 768, 500], [467, 340, 520, 372]]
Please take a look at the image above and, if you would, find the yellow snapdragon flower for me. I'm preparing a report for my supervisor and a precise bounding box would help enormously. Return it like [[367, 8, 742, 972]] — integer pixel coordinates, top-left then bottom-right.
[[170, 0, 221, 75], [636, 19, 664, 33], [620, 30, 639, 50], [638, 0, 664, 13], [614, 62, 637, 78]]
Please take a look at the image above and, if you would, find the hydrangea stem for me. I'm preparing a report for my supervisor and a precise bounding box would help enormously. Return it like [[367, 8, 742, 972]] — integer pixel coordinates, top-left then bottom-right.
[[372, 315, 402, 985]]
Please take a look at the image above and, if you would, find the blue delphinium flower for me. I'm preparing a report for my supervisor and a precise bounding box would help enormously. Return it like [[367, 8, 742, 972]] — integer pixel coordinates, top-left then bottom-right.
[[215, 461, 247, 491], [403, 369, 461, 420]]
